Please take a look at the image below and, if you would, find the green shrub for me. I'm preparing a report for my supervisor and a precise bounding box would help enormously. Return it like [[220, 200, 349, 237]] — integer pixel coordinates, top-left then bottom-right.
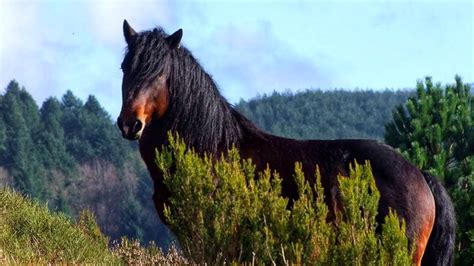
[[157, 133, 413, 264]]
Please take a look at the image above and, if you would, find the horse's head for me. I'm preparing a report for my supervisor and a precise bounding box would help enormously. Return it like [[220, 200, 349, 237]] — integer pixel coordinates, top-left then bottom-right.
[[117, 20, 182, 140]]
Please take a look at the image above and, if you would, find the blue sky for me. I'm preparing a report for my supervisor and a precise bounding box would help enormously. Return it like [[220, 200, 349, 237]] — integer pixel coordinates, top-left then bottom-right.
[[1, 0, 472, 118]]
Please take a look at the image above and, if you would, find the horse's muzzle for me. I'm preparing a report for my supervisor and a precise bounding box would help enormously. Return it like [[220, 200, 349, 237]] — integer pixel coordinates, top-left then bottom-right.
[[117, 117, 143, 140]]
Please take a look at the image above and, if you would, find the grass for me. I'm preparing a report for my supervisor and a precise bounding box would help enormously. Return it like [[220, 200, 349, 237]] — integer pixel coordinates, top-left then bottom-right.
[[0, 187, 119, 263], [0, 187, 186, 264]]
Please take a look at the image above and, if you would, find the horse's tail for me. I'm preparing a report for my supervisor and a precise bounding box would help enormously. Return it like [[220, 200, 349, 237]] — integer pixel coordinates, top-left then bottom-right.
[[421, 171, 456, 266]]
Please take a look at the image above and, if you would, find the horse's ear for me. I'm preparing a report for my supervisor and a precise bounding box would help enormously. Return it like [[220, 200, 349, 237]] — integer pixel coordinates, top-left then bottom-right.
[[166, 29, 183, 49], [123, 19, 137, 44]]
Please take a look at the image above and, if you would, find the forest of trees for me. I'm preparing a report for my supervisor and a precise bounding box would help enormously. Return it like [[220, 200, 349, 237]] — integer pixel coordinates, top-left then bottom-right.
[[236, 89, 412, 140], [1, 78, 471, 261]]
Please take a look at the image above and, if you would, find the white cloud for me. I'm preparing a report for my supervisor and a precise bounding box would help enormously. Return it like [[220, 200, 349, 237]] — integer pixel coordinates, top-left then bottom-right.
[[85, 0, 176, 48], [191, 22, 334, 102], [0, 2, 50, 97]]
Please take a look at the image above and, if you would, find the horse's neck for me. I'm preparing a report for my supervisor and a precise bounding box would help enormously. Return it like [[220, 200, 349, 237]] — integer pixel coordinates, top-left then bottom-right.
[[155, 56, 244, 155]]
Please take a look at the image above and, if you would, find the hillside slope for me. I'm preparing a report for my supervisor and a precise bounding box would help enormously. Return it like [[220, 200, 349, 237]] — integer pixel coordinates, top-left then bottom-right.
[[0, 187, 119, 264], [0, 187, 187, 264]]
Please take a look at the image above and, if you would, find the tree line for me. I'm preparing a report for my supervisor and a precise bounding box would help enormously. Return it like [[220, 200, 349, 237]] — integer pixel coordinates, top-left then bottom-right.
[[235, 89, 412, 140]]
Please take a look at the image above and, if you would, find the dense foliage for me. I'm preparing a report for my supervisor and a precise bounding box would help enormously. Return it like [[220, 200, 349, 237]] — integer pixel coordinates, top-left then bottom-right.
[[236, 89, 412, 140], [385, 76, 473, 264], [157, 134, 412, 264], [0, 81, 168, 246]]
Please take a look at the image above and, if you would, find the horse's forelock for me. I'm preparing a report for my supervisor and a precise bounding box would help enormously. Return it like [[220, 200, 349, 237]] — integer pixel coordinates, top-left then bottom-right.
[[123, 29, 172, 87]]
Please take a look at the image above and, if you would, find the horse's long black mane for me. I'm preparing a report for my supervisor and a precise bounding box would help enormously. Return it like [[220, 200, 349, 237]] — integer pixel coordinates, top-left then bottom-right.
[[167, 42, 247, 153], [129, 28, 249, 154]]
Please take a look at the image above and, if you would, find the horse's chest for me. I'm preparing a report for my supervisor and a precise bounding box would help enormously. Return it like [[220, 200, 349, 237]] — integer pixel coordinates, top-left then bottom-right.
[[139, 140, 164, 182]]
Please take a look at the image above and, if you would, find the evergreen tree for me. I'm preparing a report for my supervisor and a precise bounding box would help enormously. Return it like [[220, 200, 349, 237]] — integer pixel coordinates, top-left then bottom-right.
[[0, 95, 6, 155], [82, 95, 128, 164], [385, 76, 473, 264], [37, 97, 74, 171], [0, 81, 44, 198], [59, 93, 128, 163], [60, 90, 93, 162], [385, 76, 472, 185], [84, 95, 109, 118]]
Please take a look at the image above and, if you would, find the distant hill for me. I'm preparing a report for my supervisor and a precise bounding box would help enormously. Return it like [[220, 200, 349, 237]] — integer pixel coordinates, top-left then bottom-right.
[[236, 89, 413, 140]]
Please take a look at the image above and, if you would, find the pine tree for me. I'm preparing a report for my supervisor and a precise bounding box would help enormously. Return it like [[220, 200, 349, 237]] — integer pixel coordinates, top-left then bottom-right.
[[38, 97, 74, 171], [0, 81, 44, 198], [385, 76, 473, 264], [82, 95, 123, 163], [0, 95, 6, 156], [60, 90, 94, 162]]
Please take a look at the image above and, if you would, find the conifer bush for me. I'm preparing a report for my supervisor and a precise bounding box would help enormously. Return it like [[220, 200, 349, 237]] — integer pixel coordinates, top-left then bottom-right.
[[156, 133, 413, 265]]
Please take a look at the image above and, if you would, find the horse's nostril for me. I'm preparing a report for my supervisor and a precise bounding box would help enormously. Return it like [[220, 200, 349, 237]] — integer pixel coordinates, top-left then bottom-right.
[[130, 120, 143, 135]]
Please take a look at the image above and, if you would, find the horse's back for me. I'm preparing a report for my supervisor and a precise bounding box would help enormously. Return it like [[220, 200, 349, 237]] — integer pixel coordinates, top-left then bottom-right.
[[307, 138, 434, 229]]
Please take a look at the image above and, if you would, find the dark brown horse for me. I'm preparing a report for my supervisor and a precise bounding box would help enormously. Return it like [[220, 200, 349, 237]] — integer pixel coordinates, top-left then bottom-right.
[[117, 20, 455, 265]]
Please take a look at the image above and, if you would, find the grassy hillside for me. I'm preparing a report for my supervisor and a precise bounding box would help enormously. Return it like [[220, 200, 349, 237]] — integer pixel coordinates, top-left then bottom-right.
[[0, 187, 118, 264], [0, 187, 186, 264]]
